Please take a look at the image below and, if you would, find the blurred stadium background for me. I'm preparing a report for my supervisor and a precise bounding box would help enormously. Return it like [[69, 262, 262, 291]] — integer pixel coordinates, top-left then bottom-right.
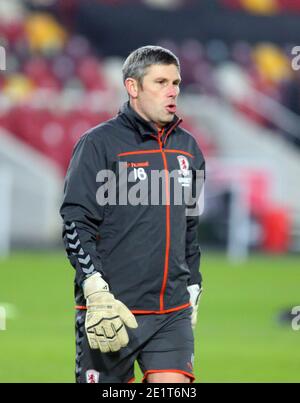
[[0, 0, 300, 383]]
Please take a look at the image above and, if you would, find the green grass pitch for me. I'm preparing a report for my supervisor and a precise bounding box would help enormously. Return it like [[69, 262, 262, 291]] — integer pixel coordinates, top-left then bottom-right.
[[0, 251, 299, 382]]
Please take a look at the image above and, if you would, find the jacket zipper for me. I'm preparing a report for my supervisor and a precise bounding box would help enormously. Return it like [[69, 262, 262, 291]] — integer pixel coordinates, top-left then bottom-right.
[[157, 129, 170, 311], [157, 120, 182, 311]]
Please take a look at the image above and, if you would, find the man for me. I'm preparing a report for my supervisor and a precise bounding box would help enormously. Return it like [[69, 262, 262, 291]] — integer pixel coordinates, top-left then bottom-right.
[[60, 45, 205, 383]]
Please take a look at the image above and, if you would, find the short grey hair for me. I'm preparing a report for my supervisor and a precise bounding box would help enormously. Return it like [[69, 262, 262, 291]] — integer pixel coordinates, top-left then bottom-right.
[[122, 45, 180, 86]]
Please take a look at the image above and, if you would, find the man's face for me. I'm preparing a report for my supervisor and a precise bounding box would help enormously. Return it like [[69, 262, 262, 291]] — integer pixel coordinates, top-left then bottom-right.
[[133, 64, 181, 128]]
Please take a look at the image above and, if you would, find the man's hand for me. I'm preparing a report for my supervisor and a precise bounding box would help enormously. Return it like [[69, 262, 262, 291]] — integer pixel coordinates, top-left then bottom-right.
[[83, 272, 138, 353], [188, 284, 203, 330]]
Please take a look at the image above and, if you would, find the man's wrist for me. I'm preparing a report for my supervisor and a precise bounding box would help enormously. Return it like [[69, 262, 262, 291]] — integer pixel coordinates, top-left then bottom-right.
[[83, 272, 109, 299], [188, 283, 202, 307]]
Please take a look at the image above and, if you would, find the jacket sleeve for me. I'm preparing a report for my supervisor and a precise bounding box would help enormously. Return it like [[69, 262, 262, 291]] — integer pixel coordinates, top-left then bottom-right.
[[186, 144, 205, 287], [60, 132, 107, 288]]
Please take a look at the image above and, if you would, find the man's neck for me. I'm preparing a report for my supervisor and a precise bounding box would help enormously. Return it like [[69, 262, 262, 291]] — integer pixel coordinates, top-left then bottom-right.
[[129, 99, 164, 130]]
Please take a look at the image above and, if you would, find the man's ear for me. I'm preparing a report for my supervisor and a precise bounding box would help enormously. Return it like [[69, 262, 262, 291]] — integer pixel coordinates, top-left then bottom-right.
[[125, 78, 139, 98]]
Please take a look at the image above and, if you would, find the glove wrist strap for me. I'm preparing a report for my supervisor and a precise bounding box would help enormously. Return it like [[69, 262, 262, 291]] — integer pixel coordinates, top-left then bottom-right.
[[83, 272, 109, 299]]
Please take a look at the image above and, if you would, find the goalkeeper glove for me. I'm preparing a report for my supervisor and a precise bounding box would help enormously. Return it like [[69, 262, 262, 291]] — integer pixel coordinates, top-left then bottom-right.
[[83, 272, 138, 353], [188, 284, 203, 330]]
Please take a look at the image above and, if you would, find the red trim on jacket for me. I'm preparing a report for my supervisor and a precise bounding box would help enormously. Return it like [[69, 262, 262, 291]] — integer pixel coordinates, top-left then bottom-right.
[[117, 149, 194, 158], [75, 302, 191, 314], [131, 303, 191, 315], [118, 150, 161, 157], [142, 369, 195, 383], [163, 118, 183, 146], [159, 133, 170, 311]]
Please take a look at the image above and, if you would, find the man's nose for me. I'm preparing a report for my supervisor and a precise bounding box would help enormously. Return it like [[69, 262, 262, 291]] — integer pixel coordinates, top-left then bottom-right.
[[167, 86, 178, 97]]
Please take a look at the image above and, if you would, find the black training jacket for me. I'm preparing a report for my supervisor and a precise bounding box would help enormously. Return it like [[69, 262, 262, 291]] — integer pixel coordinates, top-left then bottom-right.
[[60, 102, 205, 314]]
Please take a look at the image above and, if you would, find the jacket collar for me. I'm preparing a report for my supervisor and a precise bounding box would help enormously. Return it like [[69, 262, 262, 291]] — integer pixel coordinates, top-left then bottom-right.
[[119, 101, 182, 138]]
